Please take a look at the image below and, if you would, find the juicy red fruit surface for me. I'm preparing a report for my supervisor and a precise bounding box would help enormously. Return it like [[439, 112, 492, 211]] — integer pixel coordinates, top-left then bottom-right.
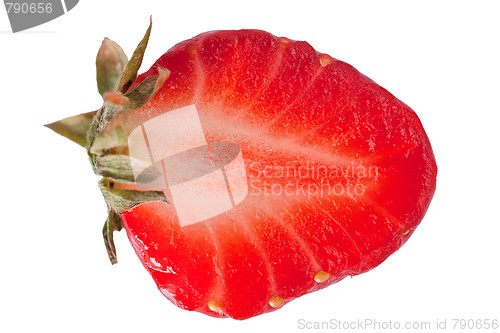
[[120, 30, 437, 320]]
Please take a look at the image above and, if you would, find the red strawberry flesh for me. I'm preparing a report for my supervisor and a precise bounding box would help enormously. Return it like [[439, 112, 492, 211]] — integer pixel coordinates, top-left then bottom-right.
[[119, 29, 437, 320]]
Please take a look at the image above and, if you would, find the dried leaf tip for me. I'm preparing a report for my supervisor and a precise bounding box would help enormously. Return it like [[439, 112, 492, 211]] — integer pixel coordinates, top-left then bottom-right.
[[117, 17, 153, 93], [153, 67, 171, 96]]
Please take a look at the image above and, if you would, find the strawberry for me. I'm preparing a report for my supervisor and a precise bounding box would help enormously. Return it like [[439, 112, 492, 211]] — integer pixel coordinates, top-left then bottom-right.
[[46, 19, 437, 320]]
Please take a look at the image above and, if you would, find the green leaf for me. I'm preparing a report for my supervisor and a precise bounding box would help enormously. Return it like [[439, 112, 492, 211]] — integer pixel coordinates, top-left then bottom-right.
[[117, 17, 152, 93], [44, 110, 97, 147], [98, 178, 168, 212], [102, 209, 122, 265], [99, 177, 168, 265], [95, 154, 135, 183], [95, 154, 164, 184], [124, 68, 170, 109], [96, 38, 128, 96]]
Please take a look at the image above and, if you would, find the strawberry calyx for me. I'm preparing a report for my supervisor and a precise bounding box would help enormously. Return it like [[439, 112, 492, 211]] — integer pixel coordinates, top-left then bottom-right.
[[98, 179, 166, 213], [99, 178, 167, 264], [96, 38, 128, 96], [45, 110, 97, 148], [116, 16, 153, 94], [102, 208, 122, 265], [46, 18, 168, 264]]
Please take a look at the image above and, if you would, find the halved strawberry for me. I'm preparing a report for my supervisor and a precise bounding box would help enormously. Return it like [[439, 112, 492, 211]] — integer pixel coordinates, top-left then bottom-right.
[[47, 22, 437, 320]]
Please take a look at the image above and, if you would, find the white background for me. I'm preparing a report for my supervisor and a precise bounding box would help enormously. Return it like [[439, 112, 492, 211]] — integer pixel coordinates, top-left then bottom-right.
[[1, 1, 499, 332]]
